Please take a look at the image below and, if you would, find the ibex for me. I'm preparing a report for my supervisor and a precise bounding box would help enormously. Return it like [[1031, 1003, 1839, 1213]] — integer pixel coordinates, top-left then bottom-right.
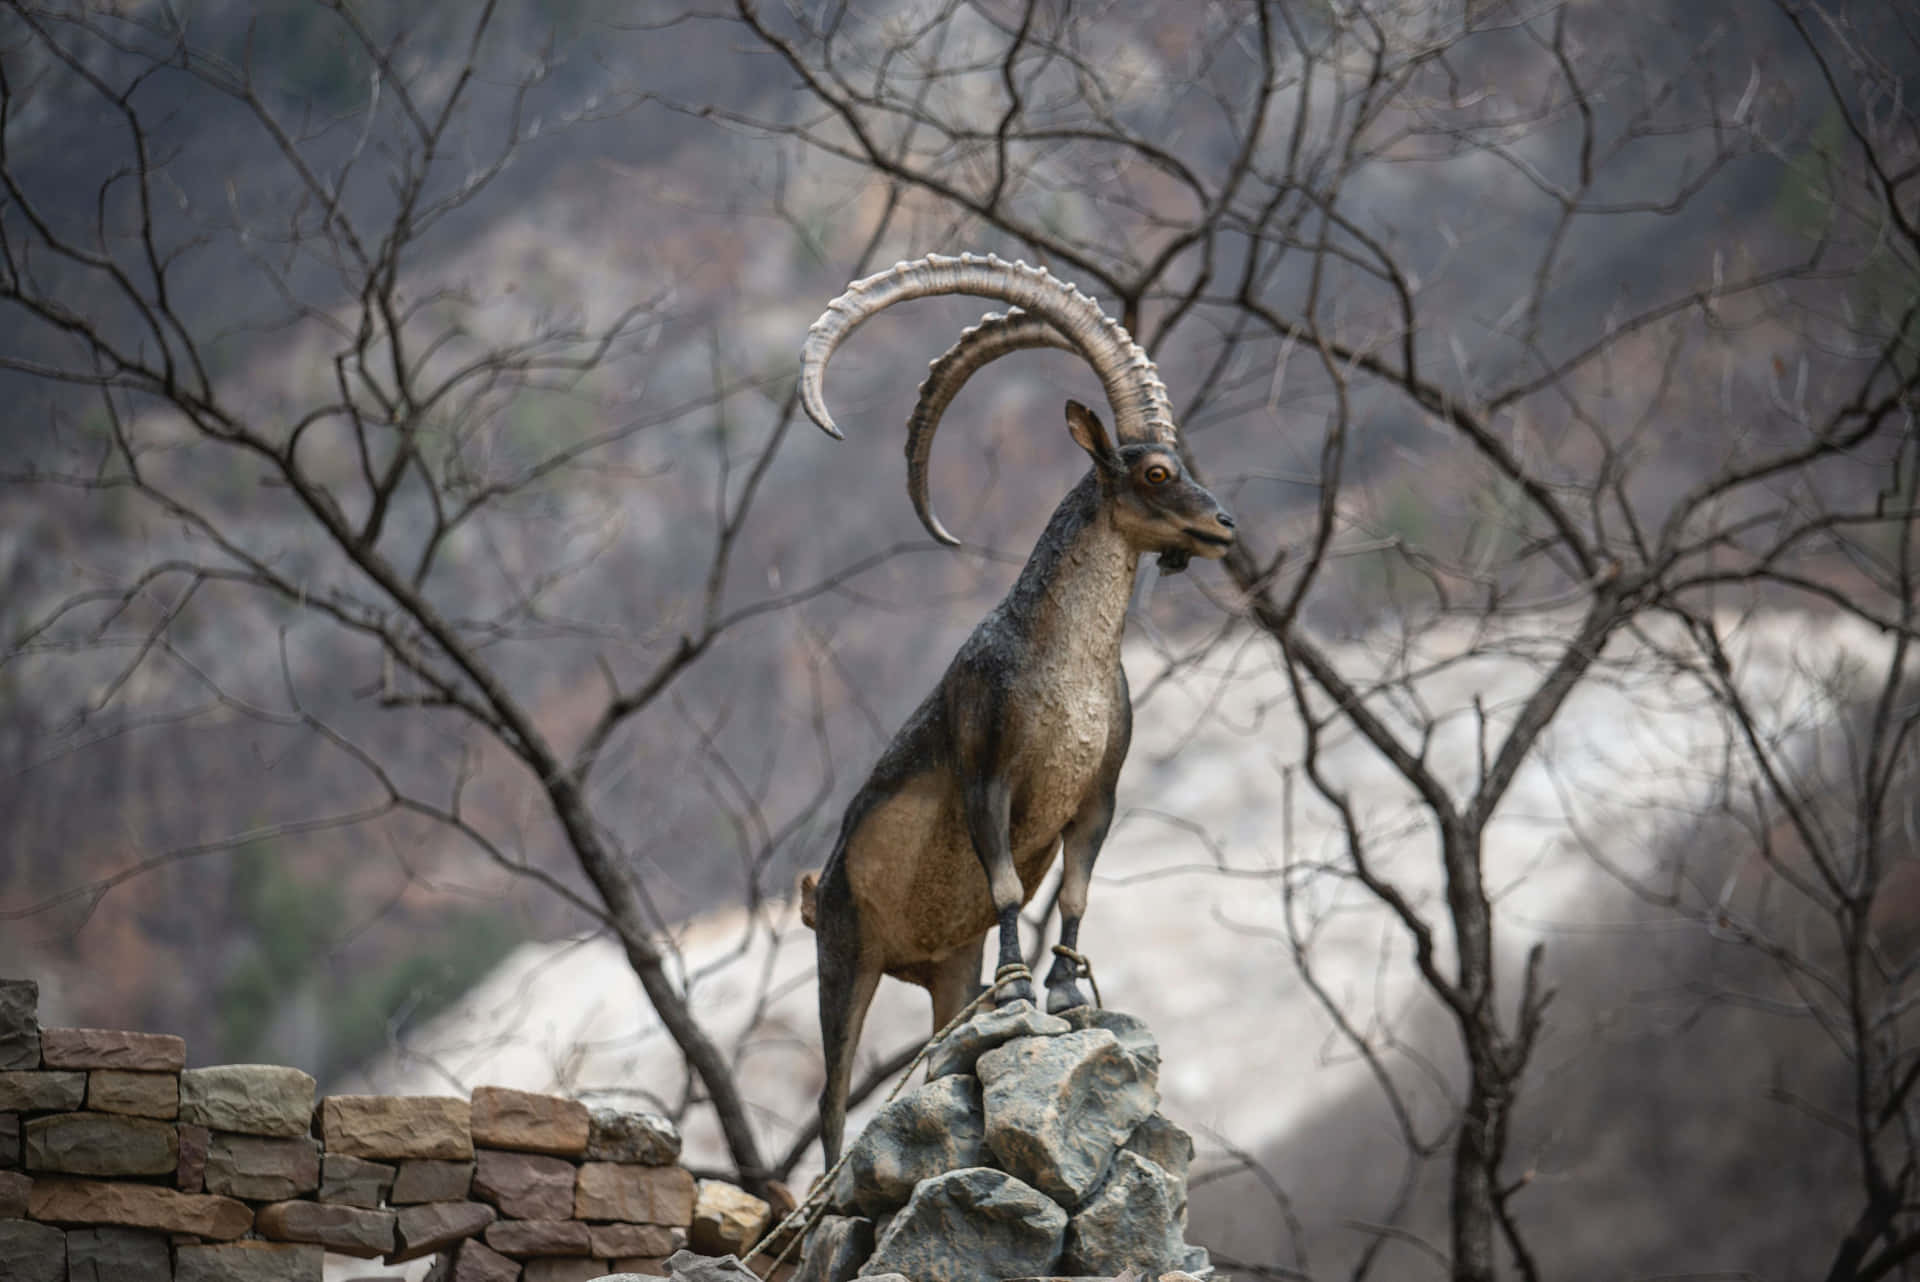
[[800, 253, 1235, 1163]]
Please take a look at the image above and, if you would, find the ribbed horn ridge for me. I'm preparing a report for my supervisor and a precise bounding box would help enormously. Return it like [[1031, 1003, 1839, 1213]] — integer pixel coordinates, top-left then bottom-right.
[[800, 252, 1177, 457], [906, 309, 1075, 545]]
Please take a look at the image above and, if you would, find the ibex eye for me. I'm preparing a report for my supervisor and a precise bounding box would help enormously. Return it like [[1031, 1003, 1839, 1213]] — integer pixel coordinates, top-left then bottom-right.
[[1143, 464, 1172, 485]]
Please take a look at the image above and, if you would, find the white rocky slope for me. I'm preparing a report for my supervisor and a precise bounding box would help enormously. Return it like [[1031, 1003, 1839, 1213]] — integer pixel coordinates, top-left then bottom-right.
[[340, 610, 1897, 1231]]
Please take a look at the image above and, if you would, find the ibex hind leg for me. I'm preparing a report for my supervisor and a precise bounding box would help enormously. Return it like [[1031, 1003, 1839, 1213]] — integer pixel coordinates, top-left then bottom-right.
[[930, 935, 987, 1031], [816, 927, 882, 1166]]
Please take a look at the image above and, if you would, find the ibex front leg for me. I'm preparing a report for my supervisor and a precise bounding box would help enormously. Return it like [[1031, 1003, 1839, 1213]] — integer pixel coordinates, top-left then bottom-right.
[[1044, 797, 1112, 1013], [961, 773, 1037, 1006]]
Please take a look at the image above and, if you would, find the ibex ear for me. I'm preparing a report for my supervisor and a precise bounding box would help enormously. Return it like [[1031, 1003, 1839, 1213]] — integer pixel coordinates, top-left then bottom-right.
[[1065, 400, 1119, 465]]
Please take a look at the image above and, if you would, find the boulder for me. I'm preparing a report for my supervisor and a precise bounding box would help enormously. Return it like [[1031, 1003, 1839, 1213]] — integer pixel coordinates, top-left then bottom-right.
[[323, 1095, 473, 1160], [586, 1108, 682, 1165], [575, 1162, 696, 1226], [0, 1071, 84, 1112], [925, 1001, 1070, 1080], [1122, 1113, 1194, 1219], [861, 1167, 1066, 1282], [1058, 1007, 1162, 1084], [688, 1179, 770, 1255], [179, 1066, 315, 1138], [255, 1199, 397, 1258], [978, 1027, 1157, 1205], [28, 1176, 252, 1239], [471, 1085, 590, 1156], [0, 1218, 63, 1282], [473, 1147, 576, 1218], [1061, 1150, 1186, 1276], [0, 981, 38, 1071], [793, 1213, 874, 1282], [832, 1075, 987, 1216], [23, 1113, 176, 1177], [65, 1225, 171, 1282], [85, 1070, 178, 1119], [204, 1133, 320, 1200], [318, 1152, 396, 1208], [391, 1158, 476, 1204], [175, 1241, 323, 1282], [40, 1028, 184, 1072], [388, 1200, 497, 1263]]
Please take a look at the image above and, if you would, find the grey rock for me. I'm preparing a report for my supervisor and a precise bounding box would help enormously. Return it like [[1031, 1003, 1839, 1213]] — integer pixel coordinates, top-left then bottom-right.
[[391, 1158, 476, 1203], [794, 1214, 874, 1282], [86, 1070, 179, 1119], [204, 1133, 320, 1200], [0, 980, 37, 1071], [587, 1107, 681, 1165], [925, 1000, 1070, 1080], [24, 1112, 176, 1177], [176, 1241, 323, 1282], [1058, 1007, 1161, 1085], [0, 1170, 25, 1217], [1122, 1112, 1195, 1218], [524, 1261, 612, 1282], [0, 1218, 63, 1282], [319, 1153, 396, 1208], [861, 1167, 1065, 1282], [831, 1075, 986, 1217], [1179, 1244, 1214, 1276], [978, 1027, 1157, 1205], [179, 1066, 315, 1138], [0, 1113, 16, 1167], [662, 1249, 758, 1282], [1061, 1150, 1187, 1276], [66, 1226, 171, 1282], [0, 1071, 84, 1112]]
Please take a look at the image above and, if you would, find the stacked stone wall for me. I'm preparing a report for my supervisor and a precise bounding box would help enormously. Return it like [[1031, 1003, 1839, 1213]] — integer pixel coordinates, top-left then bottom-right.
[[0, 979, 766, 1282]]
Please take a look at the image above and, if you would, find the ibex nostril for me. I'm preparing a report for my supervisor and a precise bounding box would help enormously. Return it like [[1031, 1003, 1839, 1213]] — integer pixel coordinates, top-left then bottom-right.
[[1217, 511, 1236, 530]]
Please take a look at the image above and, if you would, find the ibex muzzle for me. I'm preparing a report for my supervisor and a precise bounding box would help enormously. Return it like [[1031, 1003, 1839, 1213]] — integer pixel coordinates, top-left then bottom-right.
[[800, 254, 1232, 1164]]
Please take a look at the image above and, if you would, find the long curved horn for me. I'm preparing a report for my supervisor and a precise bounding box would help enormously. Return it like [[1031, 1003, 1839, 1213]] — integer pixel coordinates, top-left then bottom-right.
[[801, 252, 1176, 452], [906, 308, 1075, 546]]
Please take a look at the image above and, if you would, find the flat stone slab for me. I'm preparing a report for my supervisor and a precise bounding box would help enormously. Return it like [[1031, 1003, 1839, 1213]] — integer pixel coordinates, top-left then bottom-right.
[[1059, 1007, 1161, 1084], [926, 1000, 1071, 1080], [591, 1223, 685, 1258], [180, 1065, 315, 1137], [86, 1070, 178, 1119], [176, 1241, 322, 1282], [40, 1028, 184, 1072], [0, 1071, 84, 1112], [576, 1162, 696, 1226], [388, 1199, 496, 1263], [486, 1217, 593, 1257], [437, 1237, 521, 1282], [0, 981, 37, 1071], [24, 1112, 177, 1177], [205, 1133, 320, 1200], [29, 1177, 252, 1239], [256, 1198, 397, 1258], [65, 1225, 171, 1282], [471, 1085, 590, 1156], [319, 1152, 395, 1207], [0, 1218, 64, 1282], [474, 1147, 575, 1219], [323, 1095, 473, 1160], [391, 1157, 476, 1203], [586, 1108, 681, 1165]]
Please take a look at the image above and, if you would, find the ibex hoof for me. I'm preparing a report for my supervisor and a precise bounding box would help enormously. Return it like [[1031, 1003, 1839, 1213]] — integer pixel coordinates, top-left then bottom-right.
[[995, 977, 1036, 1006], [1045, 982, 1089, 1014]]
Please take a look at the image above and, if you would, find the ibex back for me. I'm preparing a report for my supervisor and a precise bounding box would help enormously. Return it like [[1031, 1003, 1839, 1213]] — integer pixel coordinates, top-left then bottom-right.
[[799, 254, 1234, 1163]]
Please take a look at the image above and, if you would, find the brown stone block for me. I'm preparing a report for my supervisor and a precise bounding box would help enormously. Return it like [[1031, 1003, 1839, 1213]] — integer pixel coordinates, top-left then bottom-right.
[[442, 1237, 522, 1282], [391, 1158, 476, 1203], [0, 1169, 26, 1218], [39, 1028, 184, 1072], [0, 1071, 84, 1112], [176, 1123, 209, 1192], [323, 1095, 473, 1160], [0, 980, 37, 1072], [256, 1198, 397, 1258], [610, 1258, 673, 1277], [64, 1225, 171, 1282], [28, 1176, 252, 1239], [522, 1260, 609, 1282], [574, 1162, 696, 1226], [179, 1066, 314, 1138], [473, 1147, 575, 1219], [589, 1222, 683, 1258], [0, 1218, 64, 1282], [318, 1152, 395, 1208], [204, 1132, 319, 1200], [485, 1218, 592, 1257], [175, 1240, 322, 1282], [387, 1200, 496, 1263], [0, 1113, 16, 1167], [690, 1179, 770, 1255], [23, 1112, 176, 1176], [86, 1069, 180, 1119], [471, 1085, 590, 1157]]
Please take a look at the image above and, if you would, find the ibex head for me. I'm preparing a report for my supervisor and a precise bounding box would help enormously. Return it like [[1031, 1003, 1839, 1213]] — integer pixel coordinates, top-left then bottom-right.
[[800, 252, 1234, 571]]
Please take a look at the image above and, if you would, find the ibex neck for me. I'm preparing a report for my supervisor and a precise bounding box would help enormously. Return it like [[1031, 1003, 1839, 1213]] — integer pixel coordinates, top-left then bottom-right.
[[1001, 471, 1138, 657]]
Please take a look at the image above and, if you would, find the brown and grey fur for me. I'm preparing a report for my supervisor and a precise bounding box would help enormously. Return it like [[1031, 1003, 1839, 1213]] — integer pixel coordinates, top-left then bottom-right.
[[805, 397, 1233, 1164]]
